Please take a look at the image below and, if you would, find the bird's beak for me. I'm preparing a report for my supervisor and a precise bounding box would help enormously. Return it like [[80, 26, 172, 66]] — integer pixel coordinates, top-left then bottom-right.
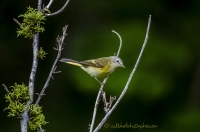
[[120, 63, 125, 68]]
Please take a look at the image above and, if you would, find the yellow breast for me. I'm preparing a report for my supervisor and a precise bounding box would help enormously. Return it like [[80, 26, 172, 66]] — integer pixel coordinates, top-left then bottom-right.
[[81, 62, 114, 78]]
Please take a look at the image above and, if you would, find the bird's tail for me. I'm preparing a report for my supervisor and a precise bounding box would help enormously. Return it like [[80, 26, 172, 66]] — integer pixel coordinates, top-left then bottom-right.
[[59, 58, 82, 67]]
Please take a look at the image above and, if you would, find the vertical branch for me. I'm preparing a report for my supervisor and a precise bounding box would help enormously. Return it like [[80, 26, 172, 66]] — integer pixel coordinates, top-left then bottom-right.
[[21, 32, 40, 132], [30, 33, 40, 101], [93, 15, 152, 132], [20, 1, 43, 132], [38, 0, 42, 11]]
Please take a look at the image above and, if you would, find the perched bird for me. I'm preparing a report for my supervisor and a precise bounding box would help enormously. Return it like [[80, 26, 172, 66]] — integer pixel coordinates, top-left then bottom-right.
[[59, 56, 125, 84]]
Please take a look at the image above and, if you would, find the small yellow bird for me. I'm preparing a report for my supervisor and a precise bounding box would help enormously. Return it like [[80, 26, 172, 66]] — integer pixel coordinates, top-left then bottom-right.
[[59, 56, 125, 84]]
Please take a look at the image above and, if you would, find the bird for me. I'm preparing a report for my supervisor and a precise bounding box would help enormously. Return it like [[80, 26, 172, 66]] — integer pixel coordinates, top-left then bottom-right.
[[59, 56, 125, 84]]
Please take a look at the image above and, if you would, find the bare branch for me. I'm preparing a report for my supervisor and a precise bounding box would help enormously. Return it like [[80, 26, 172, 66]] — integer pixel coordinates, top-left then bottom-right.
[[112, 30, 122, 57], [35, 25, 68, 105], [38, 126, 45, 132], [53, 66, 61, 74], [93, 15, 152, 132], [45, 0, 54, 9], [90, 30, 123, 131], [101, 91, 116, 113], [101, 90, 107, 112], [37, 0, 43, 11], [13, 18, 21, 26], [2, 84, 9, 93], [21, 32, 40, 132], [51, 66, 61, 80], [108, 96, 116, 111], [45, 0, 70, 17]]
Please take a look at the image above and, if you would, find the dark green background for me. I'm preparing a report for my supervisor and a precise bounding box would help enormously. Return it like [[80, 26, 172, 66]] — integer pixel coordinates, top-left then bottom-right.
[[1, 0, 200, 131]]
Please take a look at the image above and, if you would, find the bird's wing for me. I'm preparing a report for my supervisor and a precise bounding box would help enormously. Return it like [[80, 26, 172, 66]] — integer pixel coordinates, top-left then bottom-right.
[[80, 57, 109, 68]]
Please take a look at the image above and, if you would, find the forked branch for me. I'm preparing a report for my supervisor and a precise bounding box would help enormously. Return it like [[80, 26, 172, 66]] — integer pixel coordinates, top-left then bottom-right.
[[101, 91, 116, 113], [93, 15, 152, 132], [45, 0, 70, 17]]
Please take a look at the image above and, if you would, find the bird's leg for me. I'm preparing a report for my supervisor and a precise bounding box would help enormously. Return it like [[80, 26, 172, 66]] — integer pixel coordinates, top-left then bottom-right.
[[94, 77, 104, 85]]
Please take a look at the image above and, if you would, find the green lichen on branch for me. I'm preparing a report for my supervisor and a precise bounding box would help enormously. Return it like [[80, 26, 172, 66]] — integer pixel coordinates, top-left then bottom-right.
[[16, 6, 49, 39], [38, 47, 48, 60], [28, 104, 48, 130], [4, 83, 48, 130], [4, 83, 30, 117]]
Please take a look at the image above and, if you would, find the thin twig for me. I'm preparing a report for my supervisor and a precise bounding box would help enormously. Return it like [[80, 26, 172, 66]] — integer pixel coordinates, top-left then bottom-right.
[[35, 25, 68, 105], [89, 77, 108, 132], [51, 66, 61, 80], [101, 91, 116, 113], [112, 30, 122, 57], [38, 126, 45, 132], [93, 15, 152, 132], [45, 0, 69, 17], [108, 96, 116, 112], [13, 18, 21, 26], [53, 66, 61, 74], [45, 0, 54, 9], [101, 90, 108, 113], [2, 84, 9, 93], [89, 30, 123, 132]]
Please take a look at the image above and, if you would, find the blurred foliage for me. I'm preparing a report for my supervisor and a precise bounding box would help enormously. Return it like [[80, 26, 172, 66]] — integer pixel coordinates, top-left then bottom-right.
[[1, 0, 200, 132]]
